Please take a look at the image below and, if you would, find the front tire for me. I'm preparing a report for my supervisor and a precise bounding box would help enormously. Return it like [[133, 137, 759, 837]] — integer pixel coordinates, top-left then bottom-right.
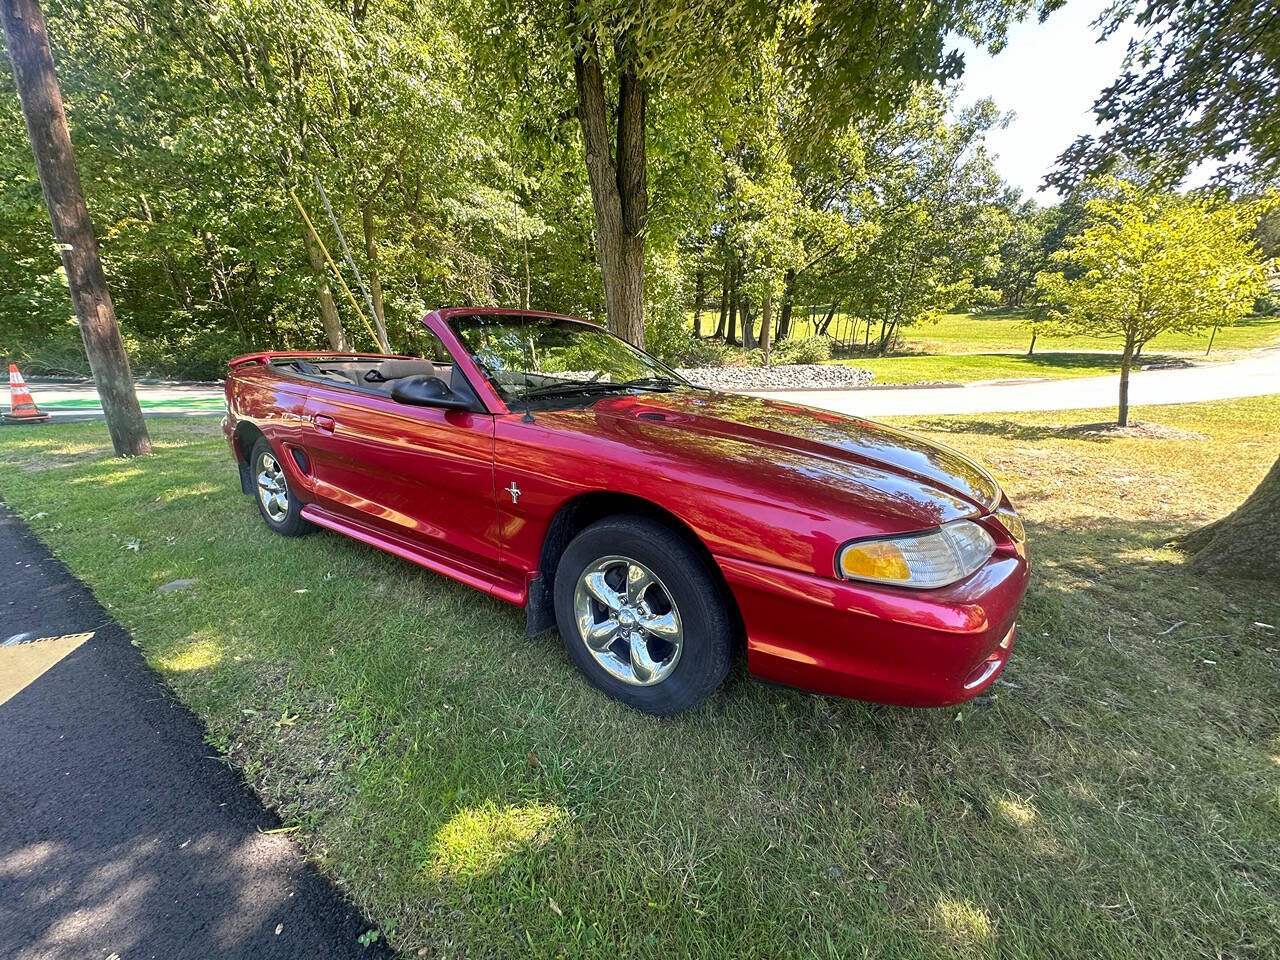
[[249, 437, 312, 537], [553, 516, 732, 714]]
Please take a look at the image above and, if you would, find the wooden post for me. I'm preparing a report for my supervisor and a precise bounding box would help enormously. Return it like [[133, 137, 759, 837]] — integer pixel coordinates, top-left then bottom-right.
[[3, 0, 150, 455]]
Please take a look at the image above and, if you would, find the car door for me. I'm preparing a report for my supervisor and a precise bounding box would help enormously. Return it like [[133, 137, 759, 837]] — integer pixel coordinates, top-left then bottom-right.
[[299, 373, 502, 581]]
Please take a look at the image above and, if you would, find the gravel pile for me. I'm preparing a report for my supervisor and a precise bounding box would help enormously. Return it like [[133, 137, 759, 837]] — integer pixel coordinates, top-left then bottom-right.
[[675, 363, 875, 392]]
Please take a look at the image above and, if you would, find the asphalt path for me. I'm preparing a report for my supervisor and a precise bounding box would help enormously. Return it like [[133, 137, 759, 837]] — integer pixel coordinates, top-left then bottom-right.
[[12, 348, 1280, 420], [0, 504, 395, 960]]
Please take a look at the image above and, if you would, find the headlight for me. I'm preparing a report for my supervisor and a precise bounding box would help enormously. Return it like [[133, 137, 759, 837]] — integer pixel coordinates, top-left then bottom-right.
[[995, 506, 1025, 542], [836, 519, 996, 589]]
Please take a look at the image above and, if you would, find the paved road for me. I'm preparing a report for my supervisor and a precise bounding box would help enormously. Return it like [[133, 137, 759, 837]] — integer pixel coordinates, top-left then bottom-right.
[[11, 348, 1280, 419], [0, 505, 395, 960]]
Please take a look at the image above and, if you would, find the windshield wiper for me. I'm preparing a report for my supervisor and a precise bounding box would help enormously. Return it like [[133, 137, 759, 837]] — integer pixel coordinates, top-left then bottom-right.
[[618, 376, 684, 391], [519, 380, 621, 400], [519, 377, 683, 401]]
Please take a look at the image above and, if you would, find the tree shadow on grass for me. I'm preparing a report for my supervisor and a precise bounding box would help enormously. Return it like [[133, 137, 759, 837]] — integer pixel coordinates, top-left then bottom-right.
[[908, 418, 1118, 442]]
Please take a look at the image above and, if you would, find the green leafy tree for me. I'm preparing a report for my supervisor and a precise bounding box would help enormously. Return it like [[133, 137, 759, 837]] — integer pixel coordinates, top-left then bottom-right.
[[1036, 180, 1271, 426], [1053, 0, 1280, 188], [479, 0, 1042, 347], [837, 89, 1011, 353]]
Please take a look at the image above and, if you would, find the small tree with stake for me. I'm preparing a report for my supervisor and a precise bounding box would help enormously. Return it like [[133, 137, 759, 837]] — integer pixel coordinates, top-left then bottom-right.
[[1035, 180, 1269, 427]]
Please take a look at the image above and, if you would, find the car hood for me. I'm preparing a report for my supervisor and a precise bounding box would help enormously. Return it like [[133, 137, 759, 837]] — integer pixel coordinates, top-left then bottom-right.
[[586, 390, 1002, 531]]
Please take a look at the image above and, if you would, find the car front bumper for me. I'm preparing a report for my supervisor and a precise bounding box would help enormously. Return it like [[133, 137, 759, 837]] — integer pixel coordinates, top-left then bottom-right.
[[716, 546, 1029, 707]]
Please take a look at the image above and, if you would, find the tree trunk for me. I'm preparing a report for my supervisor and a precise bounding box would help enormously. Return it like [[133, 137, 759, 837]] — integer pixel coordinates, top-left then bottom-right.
[[302, 228, 347, 351], [817, 302, 837, 336], [3, 0, 150, 456], [741, 296, 755, 350], [777, 268, 795, 342], [574, 36, 646, 347], [760, 272, 773, 366], [1205, 323, 1218, 356], [1027, 330, 1037, 356], [692, 268, 704, 338], [361, 201, 391, 353], [1117, 335, 1136, 426], [1182, 455, 1280, 579], [727, 266, 739, 345], [715, 266, 728, 338]]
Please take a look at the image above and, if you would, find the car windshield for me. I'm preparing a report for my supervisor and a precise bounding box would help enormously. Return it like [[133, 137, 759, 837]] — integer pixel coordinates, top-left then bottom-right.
[[449, 314, 688, 404]]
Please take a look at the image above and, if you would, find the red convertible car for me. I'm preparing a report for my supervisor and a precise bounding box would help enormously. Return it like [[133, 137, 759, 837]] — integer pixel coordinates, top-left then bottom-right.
[[223, 308, 1028, 714]]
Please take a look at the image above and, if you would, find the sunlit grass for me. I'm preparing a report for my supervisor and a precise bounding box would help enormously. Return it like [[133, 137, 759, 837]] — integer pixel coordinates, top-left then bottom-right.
[[691, 310, 1280, 385], [1, 402, 1277, 958]]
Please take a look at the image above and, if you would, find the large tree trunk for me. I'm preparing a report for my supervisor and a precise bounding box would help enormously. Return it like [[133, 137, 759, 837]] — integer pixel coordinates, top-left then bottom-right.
[[1118, 334, 1136, 426], [1182, 455, 1280, 579], [301, 228, 347, 351], [574, 36, 646, 347], [4, 0, 150, 456], [361, 201, 391, 352]]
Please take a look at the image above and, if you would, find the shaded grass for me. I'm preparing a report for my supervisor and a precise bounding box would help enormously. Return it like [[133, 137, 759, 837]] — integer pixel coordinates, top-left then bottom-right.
[[1, 399, 1278, 959]]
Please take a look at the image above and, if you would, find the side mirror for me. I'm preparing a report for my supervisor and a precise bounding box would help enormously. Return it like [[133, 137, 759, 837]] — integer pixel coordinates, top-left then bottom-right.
[[390, 375, 474, 410]]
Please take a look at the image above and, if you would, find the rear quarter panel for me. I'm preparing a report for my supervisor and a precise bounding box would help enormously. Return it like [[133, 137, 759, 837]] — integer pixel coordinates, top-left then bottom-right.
[[224, 364, 310, 468]]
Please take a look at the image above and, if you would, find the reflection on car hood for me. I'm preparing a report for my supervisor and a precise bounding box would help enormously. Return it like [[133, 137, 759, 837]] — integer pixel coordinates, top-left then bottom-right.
[[588, 390, 1002, 529]]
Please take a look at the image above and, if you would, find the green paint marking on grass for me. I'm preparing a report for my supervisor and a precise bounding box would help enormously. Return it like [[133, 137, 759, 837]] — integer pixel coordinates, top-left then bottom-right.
[[36, 395, 225, 411]]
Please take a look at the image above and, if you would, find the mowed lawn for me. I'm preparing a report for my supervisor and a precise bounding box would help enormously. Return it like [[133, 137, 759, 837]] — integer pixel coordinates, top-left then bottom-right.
[[723, 311, 1280, 385], [1, 400, 1278, 959], [780, 309, 1280, 355]]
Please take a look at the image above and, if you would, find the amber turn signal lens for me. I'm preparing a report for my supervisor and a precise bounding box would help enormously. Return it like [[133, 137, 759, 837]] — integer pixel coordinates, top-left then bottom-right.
[[837, 540, 912, 582], [836, 520, 996, 589]]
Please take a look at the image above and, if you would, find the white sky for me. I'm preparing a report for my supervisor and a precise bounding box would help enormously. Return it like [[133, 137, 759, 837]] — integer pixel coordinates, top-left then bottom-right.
[[950, 2, 1138, 200]]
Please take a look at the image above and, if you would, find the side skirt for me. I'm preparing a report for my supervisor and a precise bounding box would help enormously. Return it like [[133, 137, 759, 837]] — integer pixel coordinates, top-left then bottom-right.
[[299, 504, 526, 607]]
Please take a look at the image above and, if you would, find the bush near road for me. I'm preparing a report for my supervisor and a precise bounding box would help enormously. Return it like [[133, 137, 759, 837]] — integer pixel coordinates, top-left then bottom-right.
[[1, 401, 1277, 959]]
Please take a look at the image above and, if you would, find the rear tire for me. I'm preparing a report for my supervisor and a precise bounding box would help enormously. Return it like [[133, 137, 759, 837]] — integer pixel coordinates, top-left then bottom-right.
[[249, 437, 312, 537], [553, 515, 732, 714]]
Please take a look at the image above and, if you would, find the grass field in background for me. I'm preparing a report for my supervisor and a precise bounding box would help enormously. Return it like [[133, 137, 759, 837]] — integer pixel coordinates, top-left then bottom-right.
[[776, 309, 1280, 355], [1, 403, 1278, 958], [836, 351, 1188, 385]]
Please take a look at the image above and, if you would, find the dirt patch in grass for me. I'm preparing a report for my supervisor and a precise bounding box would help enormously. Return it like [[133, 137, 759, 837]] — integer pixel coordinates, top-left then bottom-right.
[[1, 398, 1277, 958]]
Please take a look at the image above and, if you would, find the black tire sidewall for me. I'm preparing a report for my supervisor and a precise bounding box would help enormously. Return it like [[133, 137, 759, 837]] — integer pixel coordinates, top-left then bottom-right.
[[553, 515, 732, 714], [249, 437, 310, 536]]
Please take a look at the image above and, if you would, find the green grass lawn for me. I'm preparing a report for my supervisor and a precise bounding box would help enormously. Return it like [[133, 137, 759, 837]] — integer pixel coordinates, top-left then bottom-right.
[[840, 351, 1188, 385], [1, 403, 1278, 958], [779, 308, 1280, 356]]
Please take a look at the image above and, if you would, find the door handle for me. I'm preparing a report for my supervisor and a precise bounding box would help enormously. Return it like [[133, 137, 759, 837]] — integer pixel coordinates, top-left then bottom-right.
[[314, 415, 335, 434]]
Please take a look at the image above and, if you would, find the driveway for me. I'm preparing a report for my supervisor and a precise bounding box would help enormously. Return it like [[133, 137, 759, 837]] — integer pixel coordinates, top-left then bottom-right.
[[0, 505, 394, 960], [11, 348, 1280, 419]]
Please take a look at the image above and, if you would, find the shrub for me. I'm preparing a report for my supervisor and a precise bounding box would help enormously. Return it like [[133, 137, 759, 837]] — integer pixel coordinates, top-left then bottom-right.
[[774, 336, 831, 365], [676, 336, 728, 368]]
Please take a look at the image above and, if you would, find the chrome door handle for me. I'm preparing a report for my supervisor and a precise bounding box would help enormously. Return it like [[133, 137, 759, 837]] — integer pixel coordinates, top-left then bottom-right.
[[314, 415, 335, 433]]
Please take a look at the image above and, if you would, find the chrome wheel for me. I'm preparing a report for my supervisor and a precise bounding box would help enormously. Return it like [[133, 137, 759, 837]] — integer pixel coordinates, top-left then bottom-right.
[[256, 450, 290, 523], [572, 555, 683, 686]]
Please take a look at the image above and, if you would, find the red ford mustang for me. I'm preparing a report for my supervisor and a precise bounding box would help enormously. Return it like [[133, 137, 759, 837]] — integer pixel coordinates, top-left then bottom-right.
[[223, 308, 1028, 714]]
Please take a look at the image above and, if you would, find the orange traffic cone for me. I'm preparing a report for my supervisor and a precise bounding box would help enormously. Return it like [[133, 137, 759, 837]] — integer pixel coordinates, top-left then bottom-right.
[[3, 364, 52, 424]]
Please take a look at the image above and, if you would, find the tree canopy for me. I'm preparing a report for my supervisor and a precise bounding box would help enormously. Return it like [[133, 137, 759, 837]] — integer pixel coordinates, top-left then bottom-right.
[[1053, 0, 1280, 189]]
